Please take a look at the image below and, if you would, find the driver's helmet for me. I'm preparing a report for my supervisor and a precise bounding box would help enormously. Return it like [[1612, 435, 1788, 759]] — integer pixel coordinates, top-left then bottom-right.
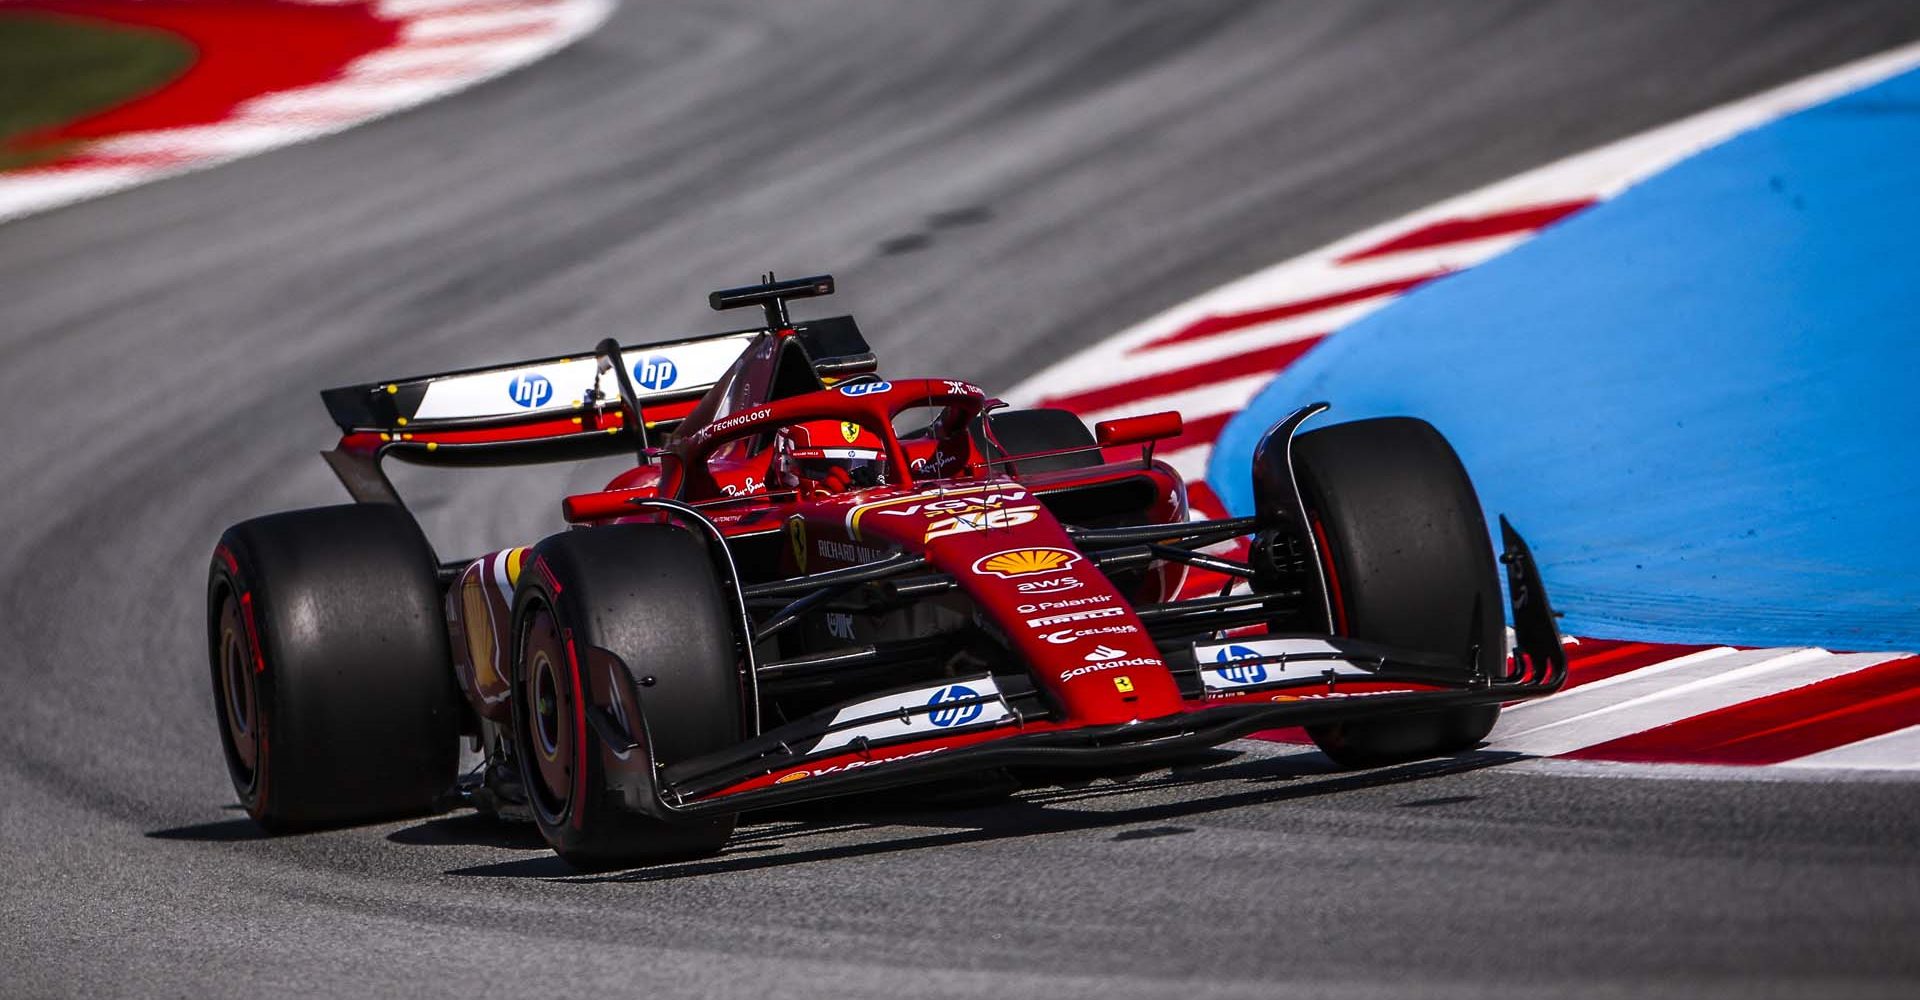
[[772, 420, 888, 492]]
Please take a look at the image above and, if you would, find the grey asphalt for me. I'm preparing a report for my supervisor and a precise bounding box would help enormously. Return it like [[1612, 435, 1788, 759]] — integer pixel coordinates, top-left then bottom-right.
[[3, 2, 1919, 997]]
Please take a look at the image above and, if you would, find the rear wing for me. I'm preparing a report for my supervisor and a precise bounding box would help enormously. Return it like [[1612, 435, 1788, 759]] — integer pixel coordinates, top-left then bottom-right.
[[320, 315, 875, 504]]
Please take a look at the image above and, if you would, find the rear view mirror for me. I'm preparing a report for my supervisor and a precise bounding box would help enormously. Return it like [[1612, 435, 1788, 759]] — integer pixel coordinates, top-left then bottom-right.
[[1095, 411, 1183, 447]]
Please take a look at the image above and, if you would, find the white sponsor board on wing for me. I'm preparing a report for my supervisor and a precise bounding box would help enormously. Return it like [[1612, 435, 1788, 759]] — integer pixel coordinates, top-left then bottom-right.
[[410, 334, 757, 420], [806, 675, 1010, 754], [1192, 638, 1380, 693]]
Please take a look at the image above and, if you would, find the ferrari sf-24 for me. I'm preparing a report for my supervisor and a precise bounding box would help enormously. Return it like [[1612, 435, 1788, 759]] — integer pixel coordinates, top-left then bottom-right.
[[206, 274, 1565, 869]]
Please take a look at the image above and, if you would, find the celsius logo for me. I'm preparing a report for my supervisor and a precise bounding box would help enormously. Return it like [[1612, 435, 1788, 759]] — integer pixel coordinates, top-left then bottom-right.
[[1040, 624, 1137, 645], [633, 355, 678, 391], [1214, 645, 1268, 684], [926, 684, 983, 727], [839, 380, 892, 397], [507, 373, 553, 408]]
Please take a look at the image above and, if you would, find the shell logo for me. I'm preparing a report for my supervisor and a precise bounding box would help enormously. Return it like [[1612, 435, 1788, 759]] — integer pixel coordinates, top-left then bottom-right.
[[972, 547, 1081, 579], [775, 771, 811, 784]]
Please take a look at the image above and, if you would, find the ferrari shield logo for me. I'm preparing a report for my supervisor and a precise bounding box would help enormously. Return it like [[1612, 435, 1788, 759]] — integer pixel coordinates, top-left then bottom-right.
[[787, 516, 807, 572], [840, 421, 861, 444]]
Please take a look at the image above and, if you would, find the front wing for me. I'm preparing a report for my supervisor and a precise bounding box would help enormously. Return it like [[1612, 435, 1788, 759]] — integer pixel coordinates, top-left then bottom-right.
[[601, 518, 1567, 819]]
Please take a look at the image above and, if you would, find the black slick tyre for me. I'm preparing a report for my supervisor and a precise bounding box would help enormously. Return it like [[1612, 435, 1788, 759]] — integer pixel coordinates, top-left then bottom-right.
[[1286, 417, 1505, 768], [972, 407, 1102, 472], [206, 503, 460, 832], [509, 523, 743, 871]]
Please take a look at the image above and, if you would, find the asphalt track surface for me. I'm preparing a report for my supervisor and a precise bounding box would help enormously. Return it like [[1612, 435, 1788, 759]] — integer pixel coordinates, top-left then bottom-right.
[[4, 3, 1920, 997]]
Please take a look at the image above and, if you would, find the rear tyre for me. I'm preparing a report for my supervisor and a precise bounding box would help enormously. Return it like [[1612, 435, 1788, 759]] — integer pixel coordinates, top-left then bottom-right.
[[206, 504, 460, 832], [1283, 418, 1504, 768], [971, 407, 1102, 473], [509, 524, 743, 871]]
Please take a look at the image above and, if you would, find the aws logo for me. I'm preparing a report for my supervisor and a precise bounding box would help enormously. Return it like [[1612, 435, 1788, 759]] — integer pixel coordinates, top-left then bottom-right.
[[1016, 575, 1082, 594]]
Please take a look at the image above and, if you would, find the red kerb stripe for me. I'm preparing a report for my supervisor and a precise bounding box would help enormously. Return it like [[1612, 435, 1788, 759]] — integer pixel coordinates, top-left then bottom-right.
[[1565, 655, 1920, 765], [1337, 199, 1596, 263], [1132, 273, 1445, 352], [1040, 337, 1325, 415], [1560, 640, 1717, 691], [1187, 481, 1230, 521]]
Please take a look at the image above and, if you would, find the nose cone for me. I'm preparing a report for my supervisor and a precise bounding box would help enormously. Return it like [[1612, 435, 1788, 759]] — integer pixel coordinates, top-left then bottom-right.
[[842, 481, 1185, 724]]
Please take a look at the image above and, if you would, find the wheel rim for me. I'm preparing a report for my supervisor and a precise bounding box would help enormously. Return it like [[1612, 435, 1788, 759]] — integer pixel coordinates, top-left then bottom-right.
[[215, 592, 260, 785], [518, 604, 573, 823]]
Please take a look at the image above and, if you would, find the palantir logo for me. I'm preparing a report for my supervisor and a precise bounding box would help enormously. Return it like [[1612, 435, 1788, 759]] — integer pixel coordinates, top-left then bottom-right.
[[1214, 645, 1267, 684], [926, 684, 983, 727], [633, 355, 678, 391], [507, 372, 552, 408]]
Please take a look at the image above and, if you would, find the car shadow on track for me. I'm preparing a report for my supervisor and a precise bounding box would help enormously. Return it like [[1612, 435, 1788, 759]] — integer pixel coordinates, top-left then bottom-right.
[[440, 746, 1530, 883], [146, 817, 269, 842], [386, 811, 550, 850]]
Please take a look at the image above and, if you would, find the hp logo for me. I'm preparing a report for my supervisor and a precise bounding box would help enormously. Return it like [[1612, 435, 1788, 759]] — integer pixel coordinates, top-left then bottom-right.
[[838, 380, 892, 397], [633, 355, 678, 391], [926, 684, 983, 727], [506, 373, 553, 408], [1214, 645, 1268, 684]]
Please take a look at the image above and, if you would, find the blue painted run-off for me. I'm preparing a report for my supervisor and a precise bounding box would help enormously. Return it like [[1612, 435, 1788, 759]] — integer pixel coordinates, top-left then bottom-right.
[[1210, 68, 1920, 651]]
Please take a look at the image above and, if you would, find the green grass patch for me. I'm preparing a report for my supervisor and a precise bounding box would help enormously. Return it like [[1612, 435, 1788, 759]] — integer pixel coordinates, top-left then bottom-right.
[[0, 12, 195, 170]]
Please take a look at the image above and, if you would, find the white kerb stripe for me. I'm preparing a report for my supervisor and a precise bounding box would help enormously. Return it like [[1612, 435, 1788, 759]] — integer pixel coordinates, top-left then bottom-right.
[[404, 8, 558, 40], [1519, 645, 1740, 704], [1778, 724, 1920, 771], [347, 38, 547, 75], [1492, 649, 1900, 757]]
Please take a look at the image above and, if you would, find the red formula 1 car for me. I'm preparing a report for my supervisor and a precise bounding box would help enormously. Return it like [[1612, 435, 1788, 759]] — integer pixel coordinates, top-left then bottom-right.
[[206, 274, 1566, 869]]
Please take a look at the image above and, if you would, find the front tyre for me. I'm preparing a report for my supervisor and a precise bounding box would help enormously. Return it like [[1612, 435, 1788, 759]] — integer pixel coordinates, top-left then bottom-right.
[[1285, 417, 1505, 768], [207, 504, 461, 831], [509, 524, 744, 871]]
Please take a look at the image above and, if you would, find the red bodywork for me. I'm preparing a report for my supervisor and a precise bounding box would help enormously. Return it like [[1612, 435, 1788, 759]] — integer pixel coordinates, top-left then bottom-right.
[[327, 317, 1561, 816]]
